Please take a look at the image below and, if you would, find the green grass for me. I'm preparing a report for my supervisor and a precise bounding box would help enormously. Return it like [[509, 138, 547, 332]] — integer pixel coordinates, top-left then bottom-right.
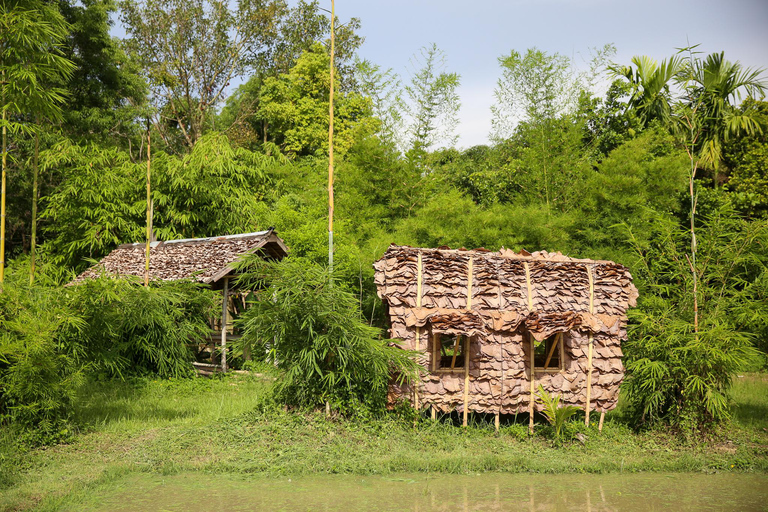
[[1, 372, 767, 511]]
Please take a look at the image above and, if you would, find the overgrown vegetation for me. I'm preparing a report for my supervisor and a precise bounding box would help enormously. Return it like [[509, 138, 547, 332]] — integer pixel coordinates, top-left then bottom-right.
[[235, 258, 417, 413], [1, 372, 766, 510], [0, 0, 767, 448]]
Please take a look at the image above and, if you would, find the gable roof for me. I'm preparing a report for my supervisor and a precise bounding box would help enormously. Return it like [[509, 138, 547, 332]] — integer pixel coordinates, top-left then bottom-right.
[[73, 229, 288, 285], [373, 244, 637, 339]]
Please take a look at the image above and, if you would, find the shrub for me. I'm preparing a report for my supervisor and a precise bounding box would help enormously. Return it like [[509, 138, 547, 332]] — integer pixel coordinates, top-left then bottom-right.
[[235, 258, 417, 414], [0, 261, 84, 443], [63, 276, 216, 378]]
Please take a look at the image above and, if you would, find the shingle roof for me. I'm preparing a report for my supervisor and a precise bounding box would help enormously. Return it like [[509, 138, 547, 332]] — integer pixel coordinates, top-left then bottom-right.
[[73, 230, 288, 285]]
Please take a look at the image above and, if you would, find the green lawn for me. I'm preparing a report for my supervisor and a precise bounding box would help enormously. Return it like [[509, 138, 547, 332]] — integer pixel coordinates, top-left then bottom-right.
[[1, 373, 766, 511]]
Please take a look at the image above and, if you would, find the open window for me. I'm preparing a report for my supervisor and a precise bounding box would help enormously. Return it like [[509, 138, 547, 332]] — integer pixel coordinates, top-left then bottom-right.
[[432, 333, 467, 372], [532, 332, 564, 372]]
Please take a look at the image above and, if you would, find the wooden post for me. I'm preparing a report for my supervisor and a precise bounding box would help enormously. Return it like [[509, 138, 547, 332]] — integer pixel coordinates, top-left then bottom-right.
[[462, 257, 473, 427], [431, 406, 436, 421], [414, 252, 423, 410], [462, 334, 470, 427], [598, 410, 605, 432], [524, 262, 535, 433], [221, 277, 229, 373], [585, 265, 594, 426], [494, 413, 500, 433]]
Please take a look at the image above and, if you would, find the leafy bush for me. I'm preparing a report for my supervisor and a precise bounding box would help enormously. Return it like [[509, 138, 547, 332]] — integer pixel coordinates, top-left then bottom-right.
[[235, 258, 417, 413], [0, 261, 84, 443], [63, 276, 216, 378], [623, 203, 765, 428]]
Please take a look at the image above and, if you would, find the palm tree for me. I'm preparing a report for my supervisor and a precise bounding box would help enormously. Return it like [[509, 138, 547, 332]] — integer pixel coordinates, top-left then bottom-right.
[[611, 55, 685, 127], [684, 52, 766, 183]]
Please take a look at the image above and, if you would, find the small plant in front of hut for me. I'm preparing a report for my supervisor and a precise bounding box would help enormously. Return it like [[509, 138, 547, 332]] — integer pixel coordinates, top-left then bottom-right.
[[537, 385, 580, 445], [235, 258, 418, 416]]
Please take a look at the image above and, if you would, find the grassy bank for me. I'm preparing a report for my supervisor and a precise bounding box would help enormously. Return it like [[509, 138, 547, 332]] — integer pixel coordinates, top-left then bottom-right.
[[1, 373, 766, 511]]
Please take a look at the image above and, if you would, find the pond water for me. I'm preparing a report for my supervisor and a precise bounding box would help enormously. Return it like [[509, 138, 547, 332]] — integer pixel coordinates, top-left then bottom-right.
[[75, 472, 768, 511]]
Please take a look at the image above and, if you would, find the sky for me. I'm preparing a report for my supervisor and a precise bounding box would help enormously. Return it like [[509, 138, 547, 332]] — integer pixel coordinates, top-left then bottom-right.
[[339, 0, 768, 148]]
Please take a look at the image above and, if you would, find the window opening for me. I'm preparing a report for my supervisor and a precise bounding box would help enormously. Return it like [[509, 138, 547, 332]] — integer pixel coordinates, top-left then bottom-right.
[[533, 332, 563, 371], [434, 334, 466, 371]]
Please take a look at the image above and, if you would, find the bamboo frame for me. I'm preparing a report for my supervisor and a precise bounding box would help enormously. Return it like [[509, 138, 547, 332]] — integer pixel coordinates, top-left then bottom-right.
[[221, 277, 229, 373], [462, 257, 474, 427], [524, 262, 535, 433], [415, 252, 422, 409], [585, 264, 595, 426]]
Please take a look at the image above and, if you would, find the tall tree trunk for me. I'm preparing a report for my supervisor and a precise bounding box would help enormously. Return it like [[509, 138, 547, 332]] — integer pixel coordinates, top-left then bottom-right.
[[327, 0, 335, 273]]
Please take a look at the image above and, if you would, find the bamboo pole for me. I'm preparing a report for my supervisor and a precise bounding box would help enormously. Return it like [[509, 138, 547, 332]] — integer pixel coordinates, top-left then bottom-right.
[[524, 262, 535, 433], [327, 0, 335, 273], [462, 257, 473, 427], [598, 410, 605, 432], [221, 277, 229, 373], [585, 265, 594, 426], [1, 79, 6, 288], [415, 251, 422, 410], [30, 125, 38, 285], [144, 121, 151, 287]]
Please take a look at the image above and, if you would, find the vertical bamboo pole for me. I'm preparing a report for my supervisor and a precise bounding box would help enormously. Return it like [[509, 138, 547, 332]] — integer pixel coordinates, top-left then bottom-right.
[[30, 124, 39, 285], [221, 277, 229, 373], [0, 79, 6, 288], [524, 262, 535, 433], [144, 121, 151, 287], [462, 257, 473, 427], [327, 0, 335, 273], [585, 265, 594, 426], [414, 251, 422, 410]]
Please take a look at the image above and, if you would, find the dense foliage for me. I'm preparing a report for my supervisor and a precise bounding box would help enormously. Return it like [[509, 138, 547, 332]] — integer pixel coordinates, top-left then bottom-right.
[[235, 259, 417, 413], [0, 0, 766, 438]]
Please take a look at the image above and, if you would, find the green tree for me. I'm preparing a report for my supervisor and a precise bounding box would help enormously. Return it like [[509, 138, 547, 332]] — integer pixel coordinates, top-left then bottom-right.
[[403, 44, 461, 159], [611, 55, 684, 128], [684, 52, 766, 183], [120, 0, 283, 151], [0, 0, 75, 285], [254, 44, 377, 157], [724, 99, 768, 217]]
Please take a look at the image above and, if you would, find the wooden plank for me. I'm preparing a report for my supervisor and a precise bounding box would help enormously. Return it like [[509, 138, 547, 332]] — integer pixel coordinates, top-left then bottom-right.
[[543, 332, 562, 370], [450, 335, 461, 369]]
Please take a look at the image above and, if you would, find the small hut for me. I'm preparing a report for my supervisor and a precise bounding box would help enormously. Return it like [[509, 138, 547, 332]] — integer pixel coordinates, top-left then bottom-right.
[[74, 229, 289, 371], [373, 244, 638, 428]]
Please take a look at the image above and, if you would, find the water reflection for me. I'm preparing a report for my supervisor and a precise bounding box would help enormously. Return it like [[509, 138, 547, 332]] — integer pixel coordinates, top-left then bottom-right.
[[82, 472, 767, 512]]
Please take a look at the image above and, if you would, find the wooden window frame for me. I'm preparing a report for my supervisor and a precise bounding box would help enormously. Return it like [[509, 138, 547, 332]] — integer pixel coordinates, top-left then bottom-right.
[[431, 332, 470, 373], [531, 332, 565, 373]]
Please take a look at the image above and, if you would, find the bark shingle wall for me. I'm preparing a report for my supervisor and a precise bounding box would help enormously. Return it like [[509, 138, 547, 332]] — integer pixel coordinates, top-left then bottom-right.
[[374, 245, 636, 415]]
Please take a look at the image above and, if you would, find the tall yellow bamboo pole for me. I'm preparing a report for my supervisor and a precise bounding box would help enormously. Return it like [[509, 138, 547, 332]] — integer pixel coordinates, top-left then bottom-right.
[[1, 75, 7, 289], [144, 121, 151, 287], [327, 0, 335, 272]]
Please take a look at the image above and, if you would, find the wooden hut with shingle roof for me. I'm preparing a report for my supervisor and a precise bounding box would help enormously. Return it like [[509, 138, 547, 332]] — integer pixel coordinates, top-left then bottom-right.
[[373, 244, 638, 429], [74, 229, 289, 372]]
